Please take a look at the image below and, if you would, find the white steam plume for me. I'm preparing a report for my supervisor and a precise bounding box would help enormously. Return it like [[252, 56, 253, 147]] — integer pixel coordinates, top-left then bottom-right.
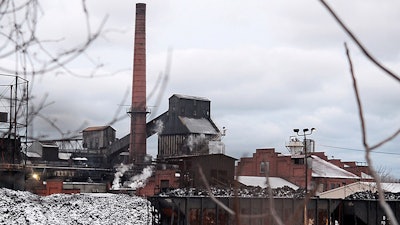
[[187, 134, 206, 152], [154, 120, 164, 134], [128, 166, 154, 189], [111, 163, 132, 190]]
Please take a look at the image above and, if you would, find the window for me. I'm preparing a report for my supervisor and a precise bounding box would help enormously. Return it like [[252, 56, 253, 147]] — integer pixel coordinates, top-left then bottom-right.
[[95, 137, 99, 149], [260, 161, 269, 174], [293, 158, 304, 165], [160, 180, 170, 192]]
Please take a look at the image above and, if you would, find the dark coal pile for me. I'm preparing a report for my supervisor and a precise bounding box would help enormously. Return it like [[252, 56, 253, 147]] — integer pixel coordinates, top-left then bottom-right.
[[159, 186, 305, 198], [346, 190, 400, 200], [0, 188, 152, 225]]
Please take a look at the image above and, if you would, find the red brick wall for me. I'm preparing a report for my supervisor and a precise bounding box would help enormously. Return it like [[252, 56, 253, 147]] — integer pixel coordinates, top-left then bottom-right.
[[33, 180, 80, 196], [138, 169, 180, 197], [236, 148, 364, 190]]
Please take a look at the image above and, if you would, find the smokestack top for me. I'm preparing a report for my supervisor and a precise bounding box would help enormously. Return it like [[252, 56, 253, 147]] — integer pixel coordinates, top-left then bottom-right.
[[136, 3, 146, 10]]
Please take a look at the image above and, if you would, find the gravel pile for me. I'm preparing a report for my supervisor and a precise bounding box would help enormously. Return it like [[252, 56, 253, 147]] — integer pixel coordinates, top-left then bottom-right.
[[345, 190, 400, 200], [159, 186, 305, 198], [0, 188, 152, 225]]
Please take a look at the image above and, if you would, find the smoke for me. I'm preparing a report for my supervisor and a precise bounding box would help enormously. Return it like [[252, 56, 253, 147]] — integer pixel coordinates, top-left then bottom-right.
[[186, 134, 206, 152], [111, 164, 155, 190], [127, 166, 154, 189], [111, 163, 132, 190], [153, 120, 164, 134]]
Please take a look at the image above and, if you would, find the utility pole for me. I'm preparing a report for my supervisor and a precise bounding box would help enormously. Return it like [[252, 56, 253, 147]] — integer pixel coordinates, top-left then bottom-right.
[[293, 127, 316, 225]]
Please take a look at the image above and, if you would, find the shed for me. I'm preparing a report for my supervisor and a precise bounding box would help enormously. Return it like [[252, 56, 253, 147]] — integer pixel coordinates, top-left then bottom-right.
[[27, 141, 59, 161], [82, 126, 116, 150]]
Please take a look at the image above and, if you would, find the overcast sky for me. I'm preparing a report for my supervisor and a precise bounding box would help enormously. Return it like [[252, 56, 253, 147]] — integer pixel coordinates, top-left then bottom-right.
[[20, 1, 400, 177]]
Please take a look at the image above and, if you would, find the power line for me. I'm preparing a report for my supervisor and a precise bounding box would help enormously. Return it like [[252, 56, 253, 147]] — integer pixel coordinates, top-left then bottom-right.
[[319, 144, 400, 156]]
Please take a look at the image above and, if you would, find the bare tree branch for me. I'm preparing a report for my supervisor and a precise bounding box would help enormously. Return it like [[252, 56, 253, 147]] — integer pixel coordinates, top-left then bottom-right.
[[370, 128, 400, 150], [320, 0, 400, 83], [0, 0, 135, 142], [199, 164, 294, 224], [198, 166, 236, 215], [148, 48, 172, 120], [344, 42, 399, 225], [264, 170, 284, 225]]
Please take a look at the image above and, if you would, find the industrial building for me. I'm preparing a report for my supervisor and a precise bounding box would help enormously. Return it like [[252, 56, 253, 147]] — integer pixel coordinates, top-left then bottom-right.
[[17, 90, 232, 195], [150, 94, 224, 158], [237, 137, 372, 194], [1, 3, 400, 224], [0, 2, 378, 197], [0, 1, 381, 198]]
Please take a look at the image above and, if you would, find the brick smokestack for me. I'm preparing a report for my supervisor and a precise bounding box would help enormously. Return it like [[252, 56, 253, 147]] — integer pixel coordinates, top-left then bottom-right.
[[130, 3, 147, 164]]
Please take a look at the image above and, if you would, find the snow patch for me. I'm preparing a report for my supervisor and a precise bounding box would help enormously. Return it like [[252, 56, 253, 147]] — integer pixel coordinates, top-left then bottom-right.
[[0, 188, 152, 224]]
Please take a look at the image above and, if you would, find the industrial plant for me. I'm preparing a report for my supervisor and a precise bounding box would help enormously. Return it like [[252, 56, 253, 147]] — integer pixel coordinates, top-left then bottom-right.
[[1, 3, 399, 225], [0, 2, 234, 198]]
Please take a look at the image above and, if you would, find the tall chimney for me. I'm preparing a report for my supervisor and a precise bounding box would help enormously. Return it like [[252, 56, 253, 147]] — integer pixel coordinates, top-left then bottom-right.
[[130, 3, 147, 164]]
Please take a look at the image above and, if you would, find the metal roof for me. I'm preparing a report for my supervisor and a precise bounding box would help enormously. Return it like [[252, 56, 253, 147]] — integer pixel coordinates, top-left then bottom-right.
[[40, 142, 58, 148], [58, 152, 72, 160], [83, 126, 115, 132], [171, 94, 210, 102], [311, 155, 360, 179], [179, 116, 218, 134], [237, 176, 299, 190], [318, 181, 400, 199], [26, 151, 41, 158]]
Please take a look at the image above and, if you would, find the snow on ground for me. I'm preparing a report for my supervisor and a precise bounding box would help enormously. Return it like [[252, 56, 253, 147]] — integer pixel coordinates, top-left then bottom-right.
[[0, 188, 152, 225]]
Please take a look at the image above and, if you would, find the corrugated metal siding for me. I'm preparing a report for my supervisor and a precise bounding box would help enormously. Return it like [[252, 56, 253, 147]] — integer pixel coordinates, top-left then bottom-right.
[[158, 135, 186, 157], [158, 134, 218, 157]]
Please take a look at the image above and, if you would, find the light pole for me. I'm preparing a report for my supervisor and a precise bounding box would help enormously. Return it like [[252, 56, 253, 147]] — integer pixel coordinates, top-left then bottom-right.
[[293, 128, 315, 191], [293, 127, 315, 225]]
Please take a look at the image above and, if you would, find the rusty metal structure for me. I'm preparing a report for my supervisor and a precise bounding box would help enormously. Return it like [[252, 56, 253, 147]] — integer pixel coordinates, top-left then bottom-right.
[[0, 74, 28, 190], [149, 197, 400, 225]]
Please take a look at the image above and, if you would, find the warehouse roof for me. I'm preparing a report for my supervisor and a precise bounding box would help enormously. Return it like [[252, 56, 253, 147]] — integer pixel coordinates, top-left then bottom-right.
[[237, 176, 299, 190], [172, 94, 210, 102], [179, 116, 218, 134], [83, 126, 115, 132], [311, 155, 360, 179]]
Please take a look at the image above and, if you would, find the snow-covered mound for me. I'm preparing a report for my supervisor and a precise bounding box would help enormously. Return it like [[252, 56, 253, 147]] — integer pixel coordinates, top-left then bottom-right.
[[0, 188, 152, 225], [159, 186, 305, 198], [345, 190, 400, 200]]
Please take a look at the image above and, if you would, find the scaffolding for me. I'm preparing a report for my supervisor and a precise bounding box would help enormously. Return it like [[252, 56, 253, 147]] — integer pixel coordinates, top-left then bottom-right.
[[0, 74, 28, 164]]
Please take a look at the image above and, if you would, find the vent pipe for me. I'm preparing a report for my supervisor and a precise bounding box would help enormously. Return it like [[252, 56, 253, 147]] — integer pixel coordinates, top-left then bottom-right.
[[129, 3, 147, 164]]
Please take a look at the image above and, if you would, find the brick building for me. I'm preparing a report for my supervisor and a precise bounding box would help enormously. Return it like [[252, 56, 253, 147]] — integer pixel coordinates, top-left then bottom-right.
[[237, 148, 371, 193]]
